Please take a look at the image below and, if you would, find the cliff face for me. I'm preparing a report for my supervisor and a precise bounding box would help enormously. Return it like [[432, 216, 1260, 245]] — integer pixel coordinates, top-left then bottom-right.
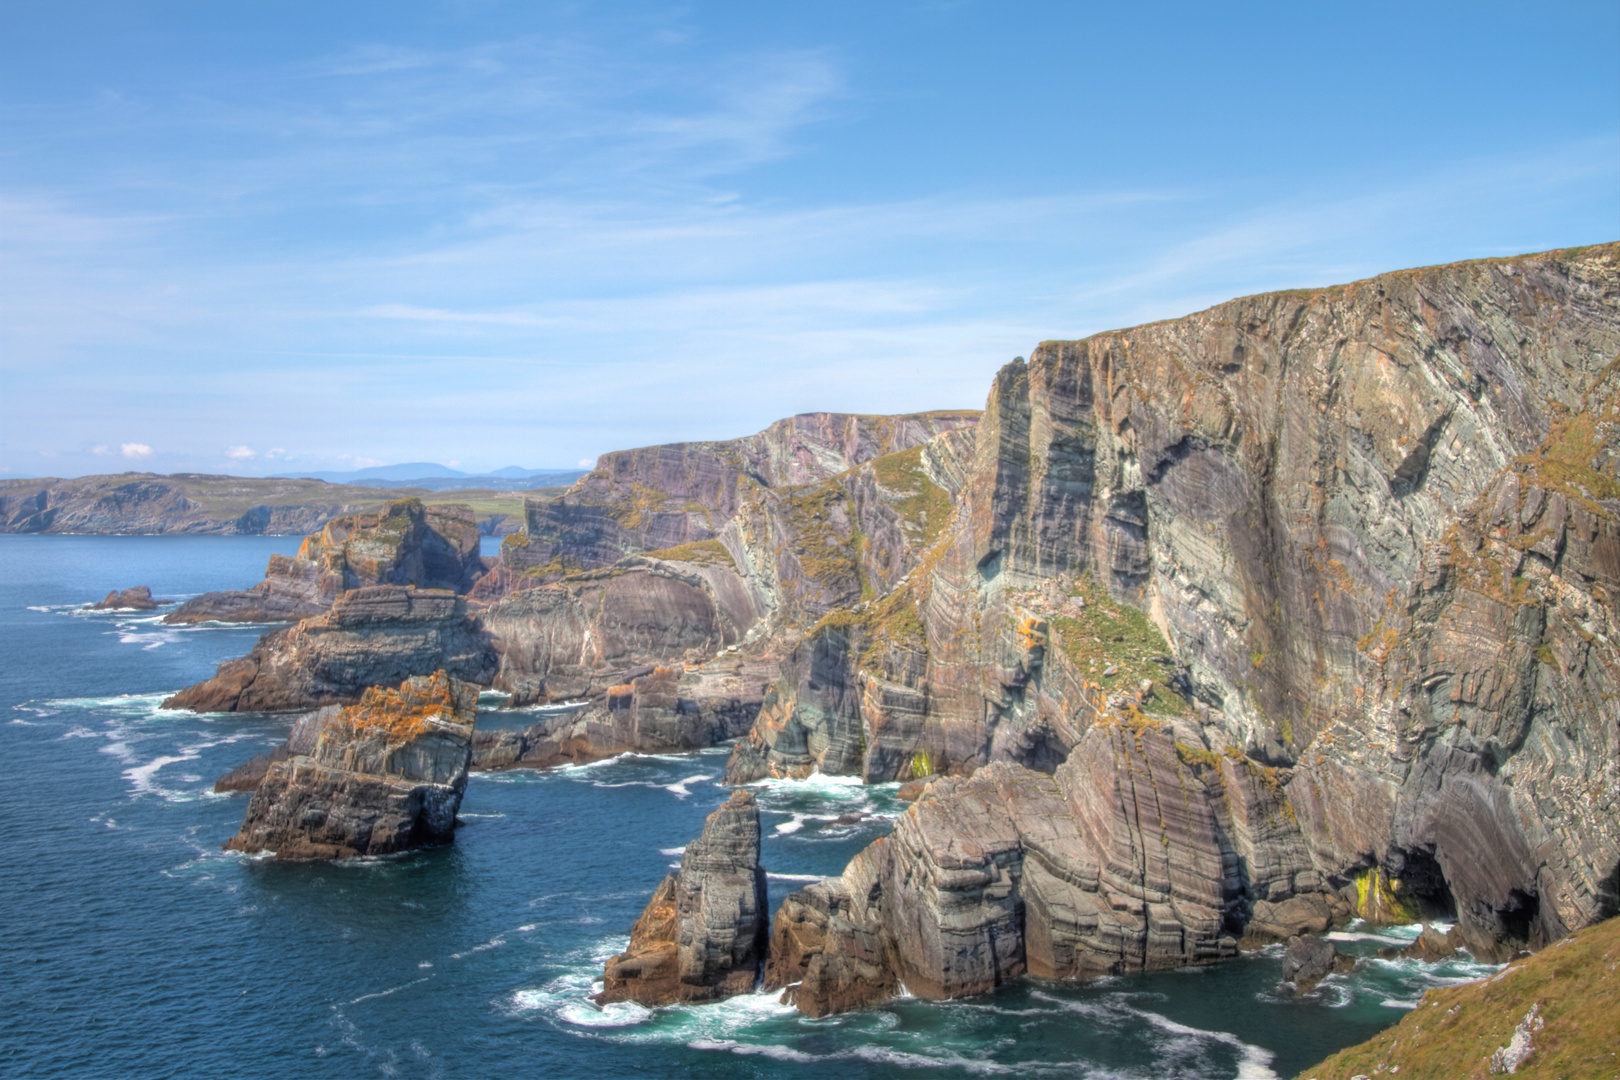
[[597, 789, 768, 1006], [502, 410, 978, 578], [166, 499, 485, 624], [224, 672, 477, 859], [161, 586, 498, 713], [744, 244, 1620, 997]]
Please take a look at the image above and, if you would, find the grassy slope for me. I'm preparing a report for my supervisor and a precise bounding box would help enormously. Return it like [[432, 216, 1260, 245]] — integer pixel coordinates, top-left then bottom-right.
[[1295, 916, 1620, 1080]]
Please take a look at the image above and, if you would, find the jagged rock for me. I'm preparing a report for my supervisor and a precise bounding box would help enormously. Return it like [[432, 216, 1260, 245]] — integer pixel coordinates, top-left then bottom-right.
[[1397, 924, 1462, 962], [88, 586, 165, 610], [1281, 934, 1351, 991], [223, 672, 477, 859], [166, 499, 484, 624], [162, 586, 497, 713], [596, 789, 768, 1006]]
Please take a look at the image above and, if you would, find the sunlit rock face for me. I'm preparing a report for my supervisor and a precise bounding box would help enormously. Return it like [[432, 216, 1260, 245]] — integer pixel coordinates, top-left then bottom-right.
[[754, 245, 1620, 999]]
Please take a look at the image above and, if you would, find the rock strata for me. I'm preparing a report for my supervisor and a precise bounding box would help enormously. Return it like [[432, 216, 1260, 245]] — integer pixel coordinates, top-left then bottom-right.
[[597, 789, 768, 1006], [167, 498, 484, 624], [88, 586, 165, 610], [224, 672, 477, 859], [162, 586, 497, 713], [738, 244, 1620, 976]]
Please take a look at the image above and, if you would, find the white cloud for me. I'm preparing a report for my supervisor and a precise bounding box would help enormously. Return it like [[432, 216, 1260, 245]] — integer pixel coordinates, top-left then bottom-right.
[[226, 445, 256, 460], [121, 442, 153, 459], [91, 445, 113, 456], [577, 458, 596, 468]]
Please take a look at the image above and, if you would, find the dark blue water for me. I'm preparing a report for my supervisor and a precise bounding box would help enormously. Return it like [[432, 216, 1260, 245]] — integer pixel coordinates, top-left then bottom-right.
[[0, 536, 1497, 1079]]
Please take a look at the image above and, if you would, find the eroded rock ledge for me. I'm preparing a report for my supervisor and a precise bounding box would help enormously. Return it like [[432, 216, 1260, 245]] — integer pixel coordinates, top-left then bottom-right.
[[224, 671, 477, 859], [597, 789, 768, 1006]]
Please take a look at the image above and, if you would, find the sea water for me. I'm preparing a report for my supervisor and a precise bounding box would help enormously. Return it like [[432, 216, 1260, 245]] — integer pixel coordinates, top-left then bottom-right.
[[0, 536, 1501, 1079]]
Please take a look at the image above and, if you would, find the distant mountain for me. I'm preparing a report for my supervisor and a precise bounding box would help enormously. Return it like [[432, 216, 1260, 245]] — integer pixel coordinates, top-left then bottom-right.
[[337, 471, 587, 491], [276, 462, 466, 483], [272, 464, 587, 490]]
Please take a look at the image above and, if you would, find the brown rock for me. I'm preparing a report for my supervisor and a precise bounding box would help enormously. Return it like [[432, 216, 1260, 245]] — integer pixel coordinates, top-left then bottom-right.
[[88, 586, 165, 610]]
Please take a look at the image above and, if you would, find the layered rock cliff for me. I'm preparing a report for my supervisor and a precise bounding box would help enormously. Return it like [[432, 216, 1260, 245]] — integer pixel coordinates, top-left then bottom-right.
[[167, 498, 485, 624], [162, 586, 497, 712], [597, 789, 768, 1006], [743, 244, 1620, 1004], [224, 672, 477, 859], [501, 410, 977, 579]]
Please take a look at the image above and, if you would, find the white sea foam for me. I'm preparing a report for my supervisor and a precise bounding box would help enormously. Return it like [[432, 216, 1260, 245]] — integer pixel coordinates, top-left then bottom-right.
[[774, 815, 806, 835], [1326, 930, 1410, 946], [662, 774, 713, 798], [659, 846, 687, 856]]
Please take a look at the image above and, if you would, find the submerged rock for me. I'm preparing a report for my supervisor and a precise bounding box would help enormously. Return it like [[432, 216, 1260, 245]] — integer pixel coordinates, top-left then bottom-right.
[[596, 789, 768, 1007], [88, 586, 165, 610], [224, 672, 477, 859]]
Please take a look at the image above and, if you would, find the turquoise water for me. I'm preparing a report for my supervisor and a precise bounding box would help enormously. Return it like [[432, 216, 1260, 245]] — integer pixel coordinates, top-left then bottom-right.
[[0, 536, 1500, 1079]]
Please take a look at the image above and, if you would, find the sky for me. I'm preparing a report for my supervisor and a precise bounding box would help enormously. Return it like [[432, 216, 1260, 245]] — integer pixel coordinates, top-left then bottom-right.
[[2, 2, 1617, 478]]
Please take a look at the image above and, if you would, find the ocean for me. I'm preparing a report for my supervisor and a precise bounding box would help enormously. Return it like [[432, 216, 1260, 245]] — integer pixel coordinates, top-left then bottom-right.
[[0, 536, 1500, 1079]]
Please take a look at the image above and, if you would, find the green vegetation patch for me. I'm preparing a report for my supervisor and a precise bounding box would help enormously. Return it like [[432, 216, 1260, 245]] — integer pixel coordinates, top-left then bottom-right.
[[1516, 407, 1620, 511], [870, 445, 954, 547], [643, 538, 737, 570], [1047, 576, 1189, 717], [781, 479, 864, 592], [1293, 914, 1620, 1080]]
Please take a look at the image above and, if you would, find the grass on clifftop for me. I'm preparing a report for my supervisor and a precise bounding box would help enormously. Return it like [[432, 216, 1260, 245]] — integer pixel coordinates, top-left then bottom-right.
[[1295, 915, 1620, 1080]]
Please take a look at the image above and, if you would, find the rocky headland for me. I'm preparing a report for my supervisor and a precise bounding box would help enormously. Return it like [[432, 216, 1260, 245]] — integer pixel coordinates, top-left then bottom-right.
[[224, 671, 478, 859], [597, 788, 768, 1006], [162, 586, 497, 713], [0, 472, 543, 535], [166, 498, 485, 624]]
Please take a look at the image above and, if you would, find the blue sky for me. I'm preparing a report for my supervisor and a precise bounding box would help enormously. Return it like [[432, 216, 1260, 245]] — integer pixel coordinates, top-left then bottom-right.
[[2, 1, 1616, 478]]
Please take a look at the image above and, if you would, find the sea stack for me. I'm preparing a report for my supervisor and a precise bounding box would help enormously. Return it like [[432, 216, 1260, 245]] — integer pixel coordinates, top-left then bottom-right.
[[88, 586, 164, 610], [224, 671, 477, 859], [596, 789, 768, 1006]]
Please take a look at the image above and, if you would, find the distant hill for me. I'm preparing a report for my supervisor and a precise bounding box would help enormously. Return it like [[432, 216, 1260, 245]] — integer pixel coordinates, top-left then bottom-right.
[[0, 472, 573, 536], [274, 464, 586, 490]]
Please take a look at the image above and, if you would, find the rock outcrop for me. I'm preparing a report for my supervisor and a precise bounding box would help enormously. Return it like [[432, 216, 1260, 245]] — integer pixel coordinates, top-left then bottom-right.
[[764, 714, 1367, 1015], [223, 672, 477, 859], [166, 498, 485, 624], [739, 244, 1620, 977], [1280, 934, 1352, 992], [597, 789, 768, 1006], [87, 586, 165, 610], [162, 586, 497, 713]]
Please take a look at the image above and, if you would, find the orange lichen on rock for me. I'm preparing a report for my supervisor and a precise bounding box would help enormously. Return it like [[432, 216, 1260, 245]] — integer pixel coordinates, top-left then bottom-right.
[[340, 670, 464, 745]]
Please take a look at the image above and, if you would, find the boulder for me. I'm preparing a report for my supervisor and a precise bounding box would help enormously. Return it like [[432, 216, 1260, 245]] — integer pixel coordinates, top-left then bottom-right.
[[223, 672, 477, 859], [1280, 934, 1351, 991], [88, 586, 165, 610], [596, 789, 768, 1006]]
